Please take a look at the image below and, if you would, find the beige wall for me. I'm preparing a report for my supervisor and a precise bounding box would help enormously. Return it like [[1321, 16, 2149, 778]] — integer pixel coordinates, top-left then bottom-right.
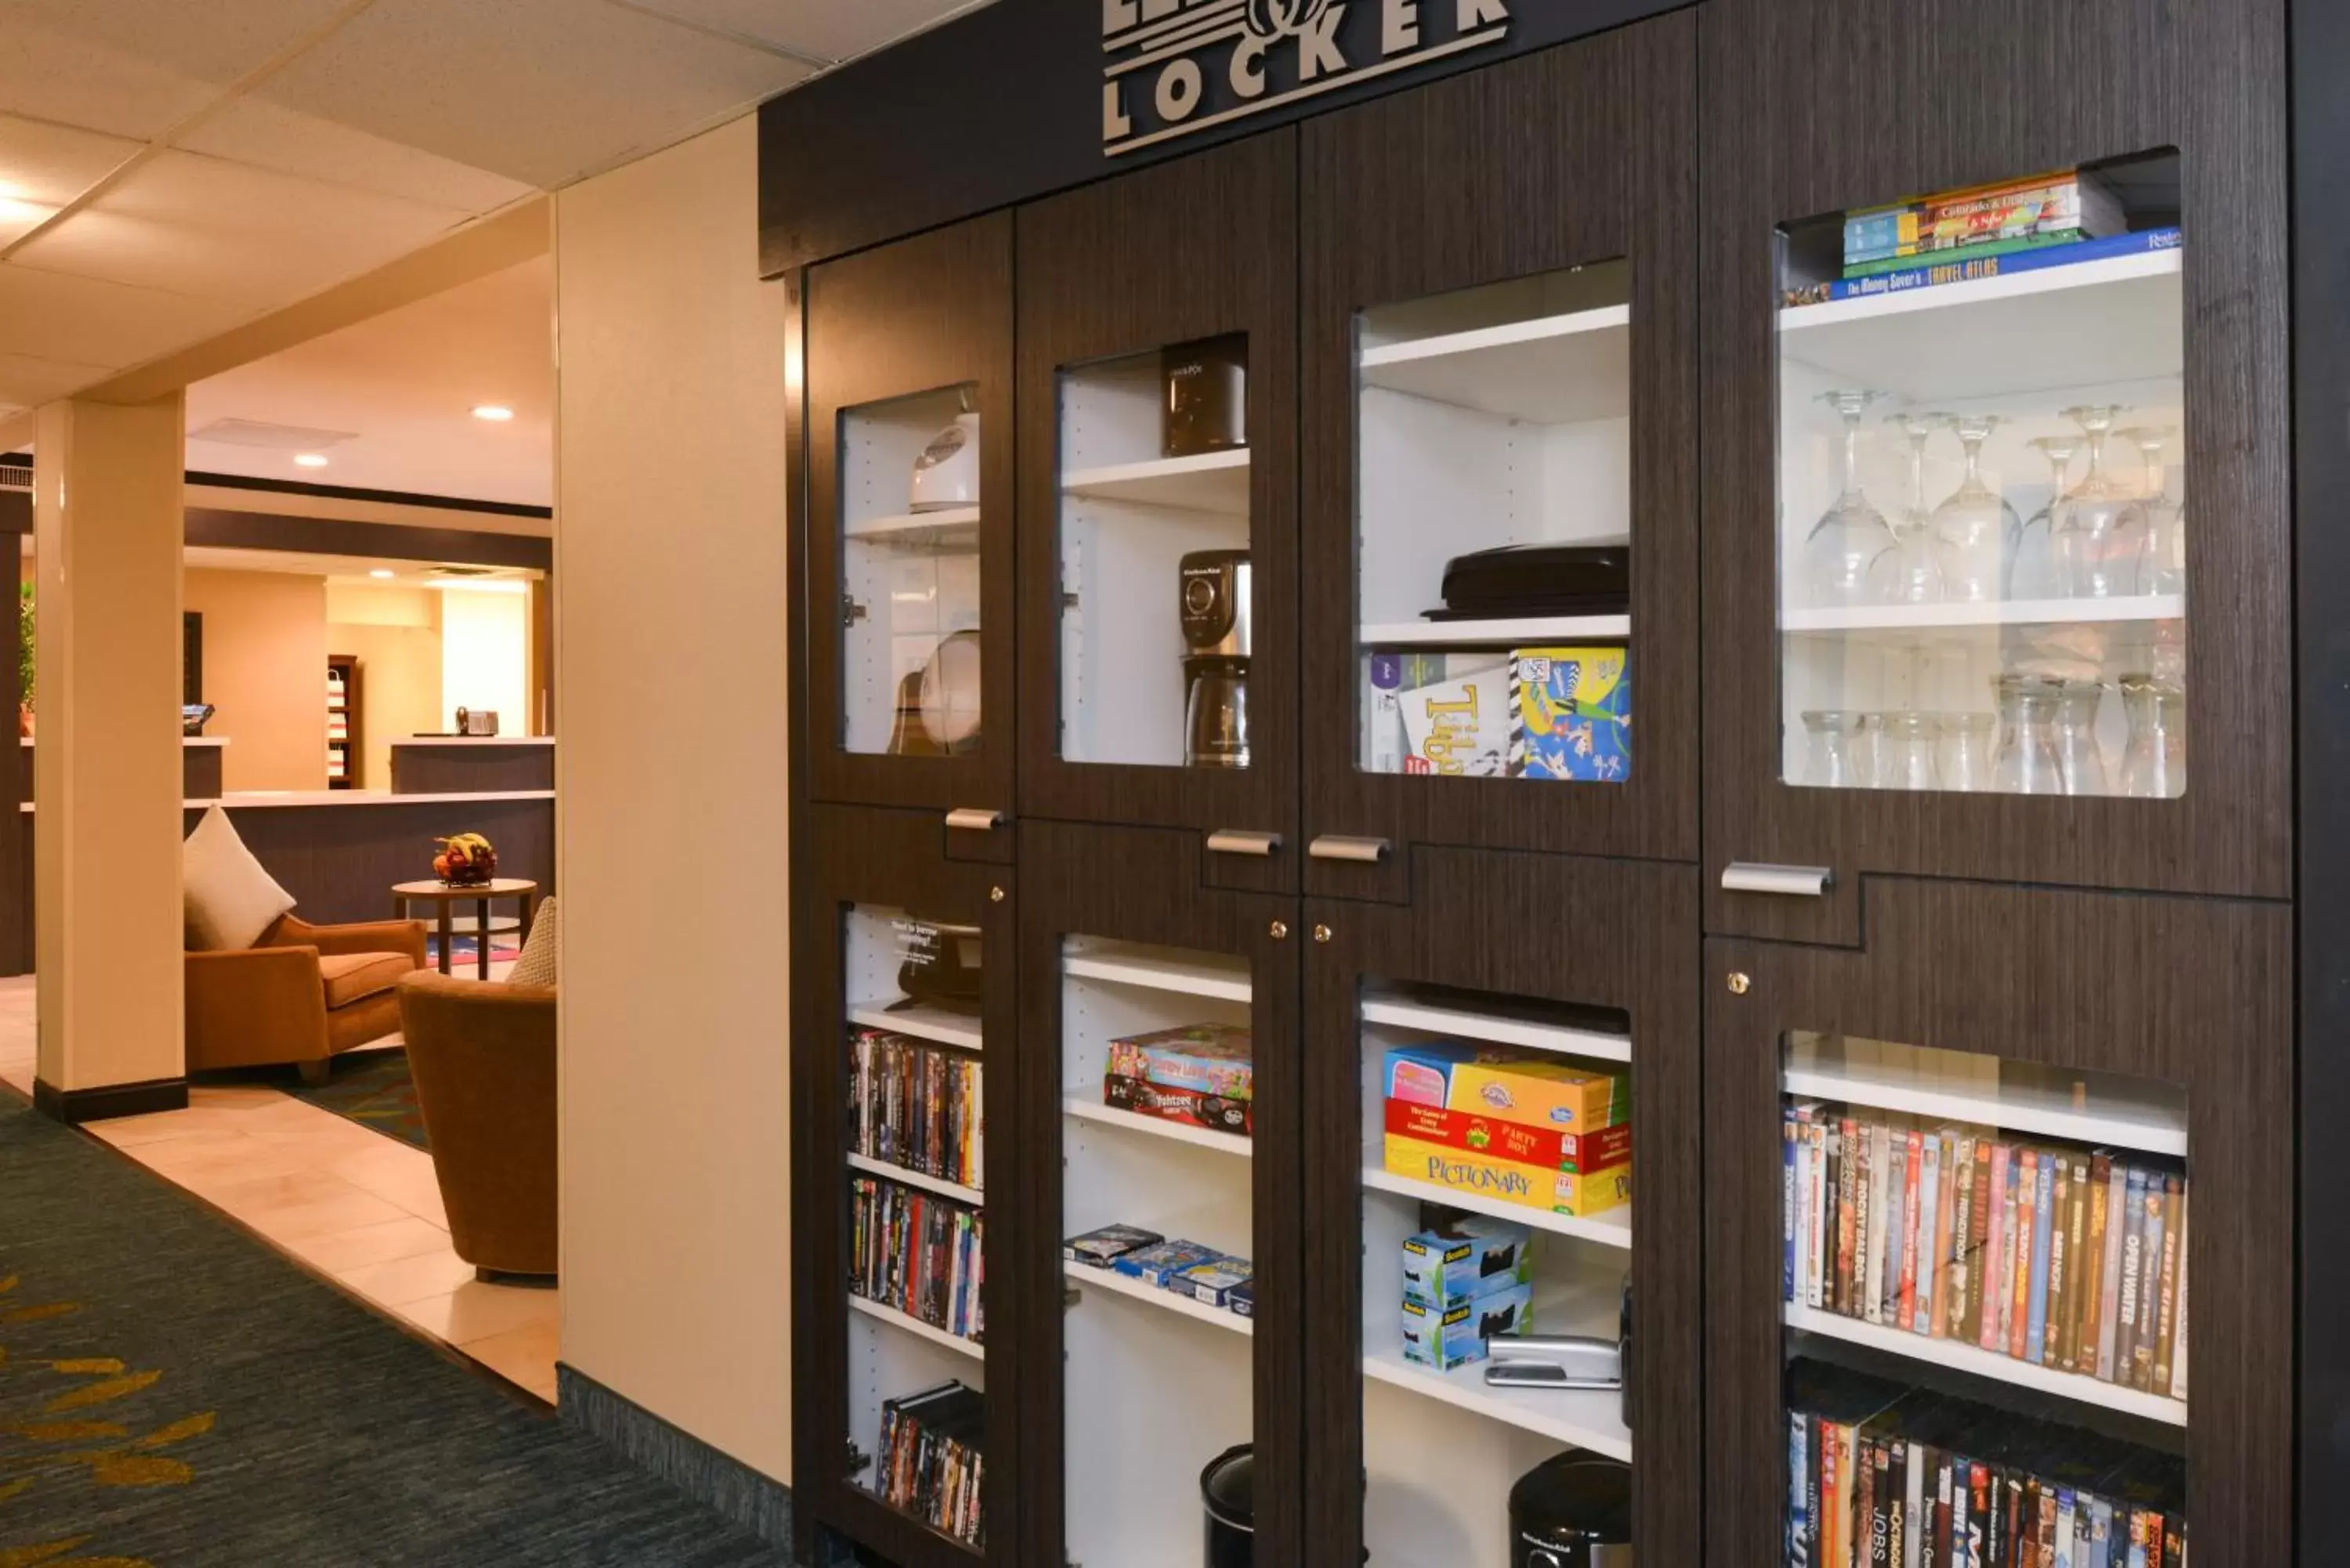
[[327, 582, 443, 789], [555, 113, 792, 1478], [184, 567, 327, 792]]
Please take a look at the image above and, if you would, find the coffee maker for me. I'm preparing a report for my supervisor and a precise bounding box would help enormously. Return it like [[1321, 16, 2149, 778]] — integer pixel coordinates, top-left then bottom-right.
[[1179, 549, 1251, 768]]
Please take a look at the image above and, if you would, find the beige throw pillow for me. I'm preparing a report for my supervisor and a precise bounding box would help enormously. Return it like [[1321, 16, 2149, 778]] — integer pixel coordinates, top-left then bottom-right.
[[183, 804, 296, 951], [508, 894, 559, 987]]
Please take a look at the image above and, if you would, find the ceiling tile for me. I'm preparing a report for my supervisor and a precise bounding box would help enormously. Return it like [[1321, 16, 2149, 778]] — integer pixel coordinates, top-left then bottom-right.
[[612, 0, 984, 64], [0, 0, 361, 141], [248, 0, 813, 190], [9, 150, 475, 309], [0, 352, 114, 406], [0, 114, 144, 239], [0, 262, 256, 369], [177, 97, 539, 214]]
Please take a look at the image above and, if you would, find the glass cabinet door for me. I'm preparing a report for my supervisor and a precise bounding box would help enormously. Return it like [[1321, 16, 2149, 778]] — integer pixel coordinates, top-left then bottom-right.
[[1300, 23, 1701, 898], [1014, 133, 1298, 879], [805, 215, 1014, 822]]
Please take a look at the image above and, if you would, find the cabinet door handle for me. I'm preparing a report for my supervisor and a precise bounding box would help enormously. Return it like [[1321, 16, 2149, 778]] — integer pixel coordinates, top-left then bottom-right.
[[1206, 829, 1281, 858], [1720, 862, 1833, 898], [1309, 834, 1391, 864], [945, 807, 1003, 833]]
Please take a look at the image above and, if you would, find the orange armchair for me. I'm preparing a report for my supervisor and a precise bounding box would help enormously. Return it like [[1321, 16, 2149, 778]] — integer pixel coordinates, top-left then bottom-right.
[[185, 913, 428, 1085], [396, 970, 558, 1277]]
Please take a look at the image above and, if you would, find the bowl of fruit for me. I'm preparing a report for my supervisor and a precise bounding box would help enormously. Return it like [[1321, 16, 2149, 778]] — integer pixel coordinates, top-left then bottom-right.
[[432, 833, 497, 887]]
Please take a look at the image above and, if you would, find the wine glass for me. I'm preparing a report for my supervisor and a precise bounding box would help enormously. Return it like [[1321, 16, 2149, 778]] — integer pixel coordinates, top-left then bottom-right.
[[2012, 435, 2079, 602], [2052, 405, 2149, 599], [1802, 390, 1895, 609], [2117, 425, 2184, 597], [1873, 412, 1948, 605], [1931, 414, 2023, 604]]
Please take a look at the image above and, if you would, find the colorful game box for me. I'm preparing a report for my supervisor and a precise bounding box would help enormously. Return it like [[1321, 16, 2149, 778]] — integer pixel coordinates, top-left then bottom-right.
[[1383, 1042, 1484, 1108], [1173, 1257, 1253, 1310], [1509, 646, 1630, 783], [1385, 1098, 1632, 1175], [1229, 1281, 1255, 1319], [1111, 1238, 1225, 1288], [1385, 1135, 1632, 1219], [1105, 1024, 1254, 1102], [1400, 1280, 1535, 1371], [1104, 1074, 1253, 1138], [1063, 1223, 1164, 1267], [1442, 1056, 1630, 1131], [1397, 657, 1511, 778], [1401, 1216, 1535, 1310], [1364, 652, 1448, 774]]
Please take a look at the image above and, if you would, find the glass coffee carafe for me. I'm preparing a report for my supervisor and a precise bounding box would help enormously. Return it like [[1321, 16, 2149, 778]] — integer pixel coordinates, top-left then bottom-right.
[[1935, 710, 1997, 793], [1800, 710, 1860, 789], [2053, 680, 2110, 797], [1990, 674, 2065, 795], [2119, 674, 2187, 798]]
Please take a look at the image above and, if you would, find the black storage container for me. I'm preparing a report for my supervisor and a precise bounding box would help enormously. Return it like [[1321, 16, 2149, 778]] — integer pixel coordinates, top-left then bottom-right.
[[1509, 1454, 1633, 1567]]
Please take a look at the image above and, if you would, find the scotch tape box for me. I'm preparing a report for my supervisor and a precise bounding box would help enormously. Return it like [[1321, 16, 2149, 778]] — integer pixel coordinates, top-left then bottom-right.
[[1399, 1281, 1535, 1371], [1401, 1216, 1535, 1310], [1385, 1134, 1632, 1219]]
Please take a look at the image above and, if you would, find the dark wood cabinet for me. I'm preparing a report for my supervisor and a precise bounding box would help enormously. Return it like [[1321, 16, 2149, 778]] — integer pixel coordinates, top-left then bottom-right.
[[804, 215, 1016, 851], [1296, 15, 1701, 905], [1014, 134, 1301, 894], [1012, 819, 1302, 1568], [1300, 848, 1701, 1568], [1704, 880, 2291, 1566], [1699, 0, 2292, 944], [791, 804, 1022, 1568]]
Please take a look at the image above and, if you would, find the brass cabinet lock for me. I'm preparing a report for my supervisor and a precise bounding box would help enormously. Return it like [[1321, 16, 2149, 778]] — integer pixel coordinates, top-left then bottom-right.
[[989, 886, 1006, 903], [1726, 971, 1752, 995], [1268, 919, 1289, 941], [1312, 923, 1333, 944]]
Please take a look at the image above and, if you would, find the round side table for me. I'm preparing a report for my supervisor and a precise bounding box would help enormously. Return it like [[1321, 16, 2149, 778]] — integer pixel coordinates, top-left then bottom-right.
[[392, 878, 539, 980]]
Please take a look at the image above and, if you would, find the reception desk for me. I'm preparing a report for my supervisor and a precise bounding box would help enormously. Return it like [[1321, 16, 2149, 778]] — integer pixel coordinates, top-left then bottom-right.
[[24, 735, 226, 799], [390, 736, 553, 794]]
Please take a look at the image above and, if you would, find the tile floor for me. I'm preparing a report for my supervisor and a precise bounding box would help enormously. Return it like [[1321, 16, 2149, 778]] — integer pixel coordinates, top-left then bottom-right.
[[0, 973, 559, 1402]]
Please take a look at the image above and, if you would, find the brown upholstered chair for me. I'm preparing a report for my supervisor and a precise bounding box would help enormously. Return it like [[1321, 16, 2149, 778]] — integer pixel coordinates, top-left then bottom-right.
[[185, 913, 428, 1085], [396, 969, 557, 1278]]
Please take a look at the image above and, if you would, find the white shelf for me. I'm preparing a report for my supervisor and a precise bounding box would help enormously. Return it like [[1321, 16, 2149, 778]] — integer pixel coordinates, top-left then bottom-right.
[[848, 1002, 983, 1053], [1361, 1165, 1632, 1251], [1065, 1260, 1253, 1335], [1784, 1303, 2186, 1428], [1361, 995, 1631, 1064], [846, 1152, 984, 1209], [1061, 450, 1249, 515], [1063, 945, 1253, 1002], [1361, 1346, 1633, 1460], [1781, 594, 2185, 635], [847, 1293, 985, 1362], [1065, 1093, 1254, 1156], [844, 507, 981, 547], [1778, 246, 2182, 401], [1359, 615, 1630, 649], [1783, 1036, 2186, 1158], [1360, 305, 1631, 425]]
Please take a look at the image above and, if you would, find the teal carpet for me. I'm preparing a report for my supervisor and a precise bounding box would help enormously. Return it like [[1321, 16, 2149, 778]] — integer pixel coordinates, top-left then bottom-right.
[[286, 1047, 430, 1152], [0, 1091, 790, 1566]]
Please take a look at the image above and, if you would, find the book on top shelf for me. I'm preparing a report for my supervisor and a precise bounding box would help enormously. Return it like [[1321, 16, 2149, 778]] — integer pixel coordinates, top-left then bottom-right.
[[1783, 226, 2180, 308]]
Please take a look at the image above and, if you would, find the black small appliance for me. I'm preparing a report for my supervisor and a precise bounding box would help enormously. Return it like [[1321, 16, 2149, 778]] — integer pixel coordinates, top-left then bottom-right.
[[1426, 542, 1632, 620], [1162, 334, 1248, 458], [1179, 549, 1251, 768], [1200, 1443, 1253, 1567], [1509, 1453, 1634, 1567]]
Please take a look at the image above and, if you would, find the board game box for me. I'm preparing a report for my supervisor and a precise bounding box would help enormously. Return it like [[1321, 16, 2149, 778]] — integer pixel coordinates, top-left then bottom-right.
[[1104, 1024, 1254, 1102], [1509, 646, 1630, 783], [1385, 1098, 1632, 1174], [1385, 1134, 1632, 1219]]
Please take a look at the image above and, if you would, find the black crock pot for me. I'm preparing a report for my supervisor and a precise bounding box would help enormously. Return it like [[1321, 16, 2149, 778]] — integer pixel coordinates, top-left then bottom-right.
[[1201, 1443, 1255, 1567], [1510, 1453, 1634, 1568]]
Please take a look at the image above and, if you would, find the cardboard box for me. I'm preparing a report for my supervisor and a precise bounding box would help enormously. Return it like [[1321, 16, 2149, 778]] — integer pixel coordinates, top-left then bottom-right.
[[1443, 1057, 1630, 1131], [1105, 1024, 1254, 1102], [1510, 646, 1630, 783], [1063, 1223, 1164, 1267], [1399, 1281, 1535, 1371], [1401, 1216, 1535, 1310], [1173, 1257, 1253, 1310], [1397, 657, 1511, 778], [1383, 1042, 1484, 1108], [1112, 1239, 1225, 1288], [1229, 1281, 1255, 1319], [1385, 1134, 1632, 1219], [1104, 1073, 1253, 1138], [1385, 1097, 1632, 1174]]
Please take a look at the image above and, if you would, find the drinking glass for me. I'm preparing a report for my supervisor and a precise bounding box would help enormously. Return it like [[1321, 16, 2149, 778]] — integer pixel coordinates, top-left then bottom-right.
[[1800, 710, 1860, 789], [2052, 405, 2149, 599], [1936, 711, 1997, 793], [1802, 390, 1895, 608], [2120, 675, 2187, 798], [1849, 712, 1886, 789], [1872, 413, 1948, 605], [2053, 680, 2110, 797], [1990, 674, 2064, 794], [2118, 425, 2186, 596], [1930, 414, 2021, 604], [2012, 435, 2079, 601], [1876, 711, 1941, 791]]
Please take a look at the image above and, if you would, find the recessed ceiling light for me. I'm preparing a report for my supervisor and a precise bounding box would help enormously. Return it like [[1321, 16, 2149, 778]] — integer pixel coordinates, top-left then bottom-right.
[[471, 405, 514, 422], [293, 453, 329, 468], [368, 569, 396, 580]]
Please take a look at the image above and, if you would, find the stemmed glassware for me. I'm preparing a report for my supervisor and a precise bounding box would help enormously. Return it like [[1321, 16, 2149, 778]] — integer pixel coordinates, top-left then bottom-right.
[[2052, 405, 2149, 599], [1875, 411, 1950, 605], [2011, 435, 2079, 602], [1931, 414, 2022, 604], [2119, 425, 2185, 596], [1803, 390, 1895, 609]]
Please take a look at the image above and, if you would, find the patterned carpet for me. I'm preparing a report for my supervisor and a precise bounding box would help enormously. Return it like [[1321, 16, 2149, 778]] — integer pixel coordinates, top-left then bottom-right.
[[0, 1089, 792, 1566], [287, 1047, 430, 1151]]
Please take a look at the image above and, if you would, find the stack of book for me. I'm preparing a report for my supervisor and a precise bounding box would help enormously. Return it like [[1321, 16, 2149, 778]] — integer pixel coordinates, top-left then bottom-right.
[[1788, 1359, 2185, 1568], [848, 1027, 983, 1191], [850, 1174, 985, 1344], [873, 1380, 985, 1548], [1782, 1105, 2188, 1402]]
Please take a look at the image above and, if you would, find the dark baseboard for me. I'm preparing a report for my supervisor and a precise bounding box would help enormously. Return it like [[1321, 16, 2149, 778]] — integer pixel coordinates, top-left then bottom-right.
[[557, 1362, 795, 1551], [33, 1075, 189, 1124]]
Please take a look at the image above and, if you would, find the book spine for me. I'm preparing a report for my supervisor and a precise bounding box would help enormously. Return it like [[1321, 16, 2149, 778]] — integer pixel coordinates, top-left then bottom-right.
[[1838, 1119, 1860, 1317], [2044, 1151, 2071, 1368], [2055, 1490, 2077, 1568], [1818, 226, 2181, 303], [1875, 1123, 1898, 1324], [2132, 1176, 2167, 1392], [1990, 1145, 2019, 1353], [2008, 1149, 2036, 1359], [1965, 1462, 1990, 1568], [1970, 1140, 1999, 1347], [1810, 1122, 1831, 1309], [2150, 1174, 2182, 1393], [2167, 1188, 2189, 1401], [1791, 1411, 1812, 1566], [2025, 1151, 2054, 1365], [1867, 1437, 1890, 1568], [1900, 1129, 1925, 1331], [2098, 1158, 2128, 1381], [2116, 1167, 2149, 1386], [1785, 1114, 1802, 1302], [1943, 1135, 1973, 1340], [1911, 1444, 1932, 1568], [1925, 1133, 1954, 1338], [1860, 1122, 1884, 1324], [2079, 1153, 2111, 1381]]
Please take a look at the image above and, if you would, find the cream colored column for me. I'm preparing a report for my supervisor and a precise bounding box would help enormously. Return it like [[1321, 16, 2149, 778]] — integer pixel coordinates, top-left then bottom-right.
[[32, 395, 187, 1111]]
